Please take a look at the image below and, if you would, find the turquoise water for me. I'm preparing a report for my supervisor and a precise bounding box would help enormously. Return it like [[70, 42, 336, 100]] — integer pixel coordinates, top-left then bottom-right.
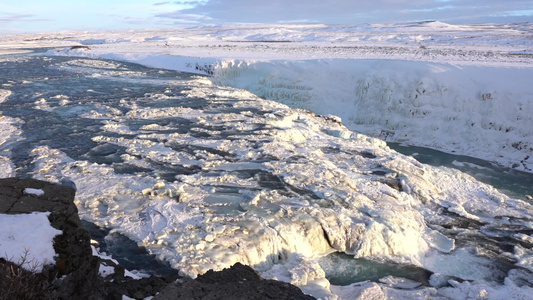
[[389, 143, 533, 201], [318, 253, 432, 286], [318, 143, 533, 287]]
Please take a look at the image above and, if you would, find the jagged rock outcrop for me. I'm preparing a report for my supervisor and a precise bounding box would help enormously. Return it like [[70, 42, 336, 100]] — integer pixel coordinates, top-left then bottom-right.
[[0, 178, 316, 300], [0, 177, 103, 299], [155, 263, 316, 300]]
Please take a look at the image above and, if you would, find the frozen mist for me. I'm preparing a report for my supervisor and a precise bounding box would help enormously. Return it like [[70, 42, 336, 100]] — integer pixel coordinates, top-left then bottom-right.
[[1, 22, 533, 299]]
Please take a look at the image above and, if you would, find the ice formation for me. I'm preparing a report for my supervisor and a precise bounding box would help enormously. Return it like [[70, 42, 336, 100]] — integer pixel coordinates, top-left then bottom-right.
[[23, 63, 533, 299], [0, 89, 20, 178], [211, 59, 533, 172], [1, 23, 533, 299]]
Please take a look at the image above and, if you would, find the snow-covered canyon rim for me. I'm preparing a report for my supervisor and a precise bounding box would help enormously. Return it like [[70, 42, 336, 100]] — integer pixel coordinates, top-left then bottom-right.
[[11, 21, 528, 173], [211, 59, 533, 172]]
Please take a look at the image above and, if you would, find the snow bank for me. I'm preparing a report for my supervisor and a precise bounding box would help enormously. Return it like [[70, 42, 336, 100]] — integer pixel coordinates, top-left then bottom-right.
[[0, 212, 62, 272], [212, 59, 533, 172]]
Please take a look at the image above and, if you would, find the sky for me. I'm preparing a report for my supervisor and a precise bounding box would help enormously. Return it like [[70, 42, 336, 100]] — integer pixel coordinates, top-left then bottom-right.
[[1, 0, 532, 34]]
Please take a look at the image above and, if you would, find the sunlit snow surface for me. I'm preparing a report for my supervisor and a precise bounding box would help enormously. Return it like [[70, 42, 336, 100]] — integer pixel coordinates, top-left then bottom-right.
[[0, 212, 61, 272], [210, 59, 533, 173], [0, 55, 532, 299], [1, 22, 533, 299]]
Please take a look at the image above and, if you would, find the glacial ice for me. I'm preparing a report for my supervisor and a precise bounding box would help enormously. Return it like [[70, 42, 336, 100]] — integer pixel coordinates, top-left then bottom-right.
[[211, 59, 533, 173]]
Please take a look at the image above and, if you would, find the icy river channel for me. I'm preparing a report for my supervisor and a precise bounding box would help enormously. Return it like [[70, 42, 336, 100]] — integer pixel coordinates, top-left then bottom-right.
[[1, 54, 533, 299]]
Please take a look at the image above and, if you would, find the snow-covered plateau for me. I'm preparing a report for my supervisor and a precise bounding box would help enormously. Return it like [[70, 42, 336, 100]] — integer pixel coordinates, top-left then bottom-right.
[[1, 22, 533, 299]]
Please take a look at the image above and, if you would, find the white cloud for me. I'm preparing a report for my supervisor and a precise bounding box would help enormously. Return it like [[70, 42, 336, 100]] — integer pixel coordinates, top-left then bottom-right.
[[156, 11, 213, 23], [0, 13, 50, 23], [0, 0, 531, 33], [156, 0, 533, 24]]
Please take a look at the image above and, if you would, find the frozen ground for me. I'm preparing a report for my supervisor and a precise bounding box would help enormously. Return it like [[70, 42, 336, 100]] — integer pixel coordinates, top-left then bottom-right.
[[1, 22, 533, 299]]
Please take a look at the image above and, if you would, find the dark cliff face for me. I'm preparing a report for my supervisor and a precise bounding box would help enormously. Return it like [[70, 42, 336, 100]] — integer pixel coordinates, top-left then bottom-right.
[[0, 178, 316, 300], [0, 177, 104, 299], [0, 178, 91, 275]]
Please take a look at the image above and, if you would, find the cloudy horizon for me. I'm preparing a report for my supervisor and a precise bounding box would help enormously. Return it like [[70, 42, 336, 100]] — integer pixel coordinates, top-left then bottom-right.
[[1, 0, 532, 34]]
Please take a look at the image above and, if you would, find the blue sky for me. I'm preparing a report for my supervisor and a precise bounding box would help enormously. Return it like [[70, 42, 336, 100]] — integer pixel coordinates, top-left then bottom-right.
[[1, 0, 532, 33]]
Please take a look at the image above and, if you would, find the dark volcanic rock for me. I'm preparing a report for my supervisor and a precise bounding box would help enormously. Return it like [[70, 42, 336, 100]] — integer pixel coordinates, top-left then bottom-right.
[[0, 178, 90, 270], [155, 263, 316, 300], [0, 177, 104, 299]]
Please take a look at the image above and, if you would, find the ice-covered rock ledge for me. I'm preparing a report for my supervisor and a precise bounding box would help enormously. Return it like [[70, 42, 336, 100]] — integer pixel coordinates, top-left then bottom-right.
[[0, 178, 315, 299]]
